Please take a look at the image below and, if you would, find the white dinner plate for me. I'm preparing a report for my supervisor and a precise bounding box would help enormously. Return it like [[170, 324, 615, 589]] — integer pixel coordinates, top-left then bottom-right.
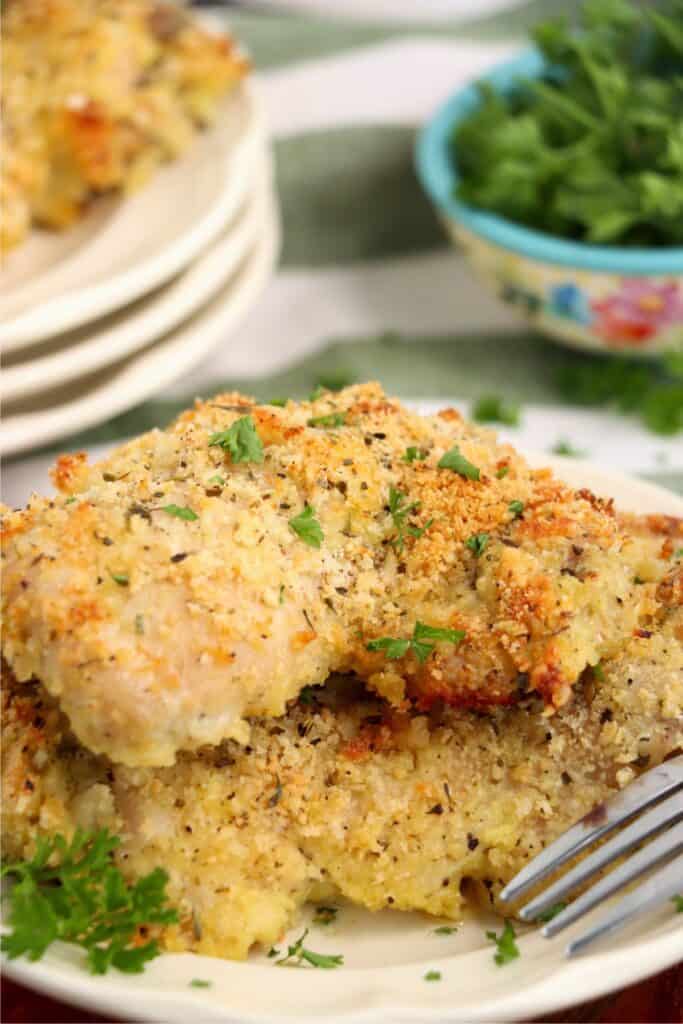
[[0, 186, 280, 458], [1, 151, 271, 404], [240, 0, 527, 23], [0, 82, 265, 352], [2, 446, 682, 1022]]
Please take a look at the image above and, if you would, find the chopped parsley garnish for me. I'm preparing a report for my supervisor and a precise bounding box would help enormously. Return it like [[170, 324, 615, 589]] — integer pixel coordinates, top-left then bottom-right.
[[424, 970, 442, 982], [308, 385, 326, 401], [207, 474, 225, 486], [438, 446, 480, 480], [162, 504, 198, 522], [496, 465, 510, 479], [388, 486, 431, 552], [535, 902, 567, 924], [134, 614, 145, 635], [275, 929, 343, 969], [367, 621, 465, 665], [65, 496, 77, 505], [109, 570, 129, 587], [289, 505, 324, 548], [552, 439, 585, 458], [593, 662, 605, 682], [316, 371, 355, 392], [403, 446, 428, 463], [472, 395, 520, 427], [190, 979, 212, 988], [673, 895, 683, 912], [279, 584, 286, 605], [508, 500, 525, 519], [486, 920, 520, 966], [208, 416, 264, 464], [465, 532, 489, 557], [313, 905, 338, 926], [308, 412, 347, 429], [268, 398, 287, 407], [0, 830, 177, 974], [433, 925, 458, 936]]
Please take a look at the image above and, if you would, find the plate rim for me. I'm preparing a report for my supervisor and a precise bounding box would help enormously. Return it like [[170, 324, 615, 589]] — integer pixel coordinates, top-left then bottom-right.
[[1, 151, 270, 404], [0, 83, 265, 352], [0, 188, 281, 457]]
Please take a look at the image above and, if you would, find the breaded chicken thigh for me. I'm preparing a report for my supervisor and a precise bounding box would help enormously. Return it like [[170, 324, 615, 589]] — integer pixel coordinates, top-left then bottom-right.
[[1, 384, 669, 765]]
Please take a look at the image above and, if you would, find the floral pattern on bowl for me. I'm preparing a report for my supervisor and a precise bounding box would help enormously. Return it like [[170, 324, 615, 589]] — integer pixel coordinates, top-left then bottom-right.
[[450, 222, 683, 356]]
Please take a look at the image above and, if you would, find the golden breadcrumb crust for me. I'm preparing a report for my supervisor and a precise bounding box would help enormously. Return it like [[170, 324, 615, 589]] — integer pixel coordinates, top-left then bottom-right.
[[2, 593, 681, 960], [1, 0, 247, 252], [1, 384, 674, 766]]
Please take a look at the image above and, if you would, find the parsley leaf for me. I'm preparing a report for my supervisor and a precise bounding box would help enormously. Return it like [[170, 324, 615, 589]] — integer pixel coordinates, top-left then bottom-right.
[[465, 532, 489, 556], [307, 412, 346, 429], [108, 570, 129, 587], [508, 500, 525, 519], [472, 395, 520, 427], [190, 979, 212, 988], [289, 505, 324, 548], [535, 902, 567, 923], [486, 920, 520, 966], [433, 925, 458, 935], [367, 621, 465, 665], [162, 504, 198, 521], [316, 371, 355, 391], [424, 970, 442, 981], [313, 905, 338, 926], [496, 465, 510, 479], [403, 446, 428, 463], [366, 636, 412, 659], [673, 895, 683, 912], [1, 830, 177, 974], [551, 439, 585, 457], [388, 486, 431, 552], [268, 398, 287, 407], [207, 474, 225, 486], [208, 416, 264, 464], [438, 446, 480, 480], [308, 385, 326, 401], [276, 929, 343, 969]]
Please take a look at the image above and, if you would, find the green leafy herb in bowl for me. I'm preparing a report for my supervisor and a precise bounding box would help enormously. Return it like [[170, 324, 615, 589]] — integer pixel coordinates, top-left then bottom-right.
[[454, 0, 683, 248], [415, 0, 683, 358]]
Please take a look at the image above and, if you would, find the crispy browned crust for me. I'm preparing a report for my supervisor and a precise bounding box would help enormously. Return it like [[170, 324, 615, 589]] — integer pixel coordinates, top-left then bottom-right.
[[2, 384, 676, 766]]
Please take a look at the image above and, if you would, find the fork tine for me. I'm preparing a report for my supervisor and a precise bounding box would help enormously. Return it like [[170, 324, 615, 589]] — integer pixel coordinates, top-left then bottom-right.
[[542, 820, 683, 938], [499, 754, 683, 904], [567, 853, 683, 957], [519, 790, 683, 922]]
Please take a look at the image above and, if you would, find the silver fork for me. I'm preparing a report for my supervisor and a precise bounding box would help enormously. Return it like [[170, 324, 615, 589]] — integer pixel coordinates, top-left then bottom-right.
[[499, 754, 683, 956]]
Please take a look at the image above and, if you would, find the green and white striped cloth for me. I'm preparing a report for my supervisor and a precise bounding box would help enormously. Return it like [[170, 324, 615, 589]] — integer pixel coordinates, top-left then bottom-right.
[[35, 1, 683, 493]]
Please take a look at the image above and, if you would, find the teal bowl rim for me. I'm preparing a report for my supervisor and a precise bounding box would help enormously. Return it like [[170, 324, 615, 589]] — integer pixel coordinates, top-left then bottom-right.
[[415, 48, 683, 275]]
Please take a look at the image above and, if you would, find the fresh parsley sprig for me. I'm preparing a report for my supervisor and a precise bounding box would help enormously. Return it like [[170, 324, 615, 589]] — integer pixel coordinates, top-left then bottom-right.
[[275, 928, 343, 969], [367, 621, 465, 665], [1, 830, 178, 974], [289, 505, 324, 548], [209, 416, 264, 464], [465, 532, 489, 557]]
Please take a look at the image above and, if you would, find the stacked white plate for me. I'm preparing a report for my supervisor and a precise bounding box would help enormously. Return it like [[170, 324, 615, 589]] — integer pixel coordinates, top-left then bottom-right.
[[0, 82, 280, 458]]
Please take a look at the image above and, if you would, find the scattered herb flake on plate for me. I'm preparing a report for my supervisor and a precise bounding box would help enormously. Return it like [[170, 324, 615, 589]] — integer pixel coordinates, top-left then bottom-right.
[[275, 929, 343, 969], [472, 395, 520, 427], [486, 920, 520, 966]]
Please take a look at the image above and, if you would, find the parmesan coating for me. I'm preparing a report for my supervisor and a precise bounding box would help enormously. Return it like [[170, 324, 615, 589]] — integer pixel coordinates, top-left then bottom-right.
[[0, 384, 671, 765], [3, 596, 681, 960]]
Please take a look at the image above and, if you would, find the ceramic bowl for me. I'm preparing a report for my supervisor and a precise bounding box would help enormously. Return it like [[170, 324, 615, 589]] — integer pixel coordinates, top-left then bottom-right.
[[416, 49, 683, 356]]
